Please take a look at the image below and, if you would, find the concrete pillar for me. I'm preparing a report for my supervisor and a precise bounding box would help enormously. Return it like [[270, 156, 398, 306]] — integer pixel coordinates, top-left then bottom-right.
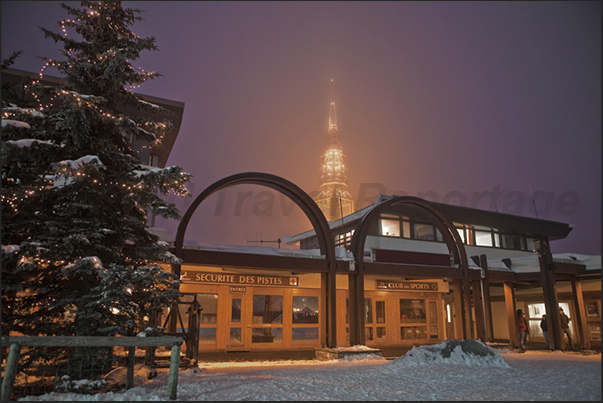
[[503, 282, 518, 347], [480, 255, 495, 341], [536, 239, 563, 350], [572, 279, 590, 349]]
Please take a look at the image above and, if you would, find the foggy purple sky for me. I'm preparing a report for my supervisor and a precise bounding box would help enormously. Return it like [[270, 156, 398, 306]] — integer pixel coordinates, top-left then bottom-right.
[[2, 1, 601, 255]]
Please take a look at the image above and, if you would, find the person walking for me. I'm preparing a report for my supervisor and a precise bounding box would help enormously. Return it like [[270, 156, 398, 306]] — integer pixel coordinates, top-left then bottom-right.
[[540, 314, 550, 350], [516, 309, 529, 350], [558, 307, 572, 349]]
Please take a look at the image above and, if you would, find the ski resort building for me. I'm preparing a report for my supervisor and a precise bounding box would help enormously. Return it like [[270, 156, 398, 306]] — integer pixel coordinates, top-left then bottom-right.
[[167, 173, 601, 358]]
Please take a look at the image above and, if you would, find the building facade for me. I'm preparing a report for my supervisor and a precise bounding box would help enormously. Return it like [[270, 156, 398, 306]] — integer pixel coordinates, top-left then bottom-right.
[[167, 174, 601, 358]]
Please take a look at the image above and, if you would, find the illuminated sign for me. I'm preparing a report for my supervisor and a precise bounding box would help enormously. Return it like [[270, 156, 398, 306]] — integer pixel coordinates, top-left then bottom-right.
[[376, 280, 439, 291], [181, 270, 299, 287]]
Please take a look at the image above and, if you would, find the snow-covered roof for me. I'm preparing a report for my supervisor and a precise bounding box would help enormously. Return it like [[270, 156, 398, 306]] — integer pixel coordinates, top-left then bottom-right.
[[147, 226, 354, 260], [487, 253, 601, 273], [283, 194, 393, 245]]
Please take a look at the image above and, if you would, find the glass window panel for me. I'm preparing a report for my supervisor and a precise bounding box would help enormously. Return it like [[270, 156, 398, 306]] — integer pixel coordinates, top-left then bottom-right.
[[414, 223, 435, 240], [365, 327, 374, 341], [252, 295, 283, 324], [402, 221, 411, 239], [526, 237, 534, 252], [416, 326, 427, 339], [475, 230, 493, 246], [400, 299, 426, 323], [466, 227, 474, 245], [400, 326, 427, 340], [429, 326, 439, 339], [198, 293, 219, 324], [292, 327, 319, 342], [376, 301, 385, 324], [231, 298, 241, 323], [365, 298, 373, 324], [376, 327, 386, 340], [528, 303, 546, 319], [381, 218, 400, 237], [589, 323, 601, 341], [251, 327, 282, 343], [199, 328, 216, 345], [500, 234, 519, 249], [456, 227, 466, 243], [529, 320, 542, 337], [293, 296, 319, 324], [229, 328, 242, 344]]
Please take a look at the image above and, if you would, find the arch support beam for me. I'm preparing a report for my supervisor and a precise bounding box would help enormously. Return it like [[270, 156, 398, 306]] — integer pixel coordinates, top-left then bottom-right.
[[171, 172, 338, 347], [349, 196, 473, 345]]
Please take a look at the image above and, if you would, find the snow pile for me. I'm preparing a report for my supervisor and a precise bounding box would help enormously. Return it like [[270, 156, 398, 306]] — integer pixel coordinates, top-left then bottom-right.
[[382, 339, 511, 370], [54, 376, 106, 394], [331, 344, 381, 351]]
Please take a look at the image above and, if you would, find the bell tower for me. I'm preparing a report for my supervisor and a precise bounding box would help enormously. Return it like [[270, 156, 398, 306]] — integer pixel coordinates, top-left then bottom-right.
[[314, 79, 355, 222]]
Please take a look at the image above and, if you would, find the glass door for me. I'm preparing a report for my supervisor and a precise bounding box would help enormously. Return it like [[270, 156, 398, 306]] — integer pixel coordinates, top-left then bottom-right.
[[251, 293, 284, 345], [227, 293, 246, 348], [365, 297, 387, 343]]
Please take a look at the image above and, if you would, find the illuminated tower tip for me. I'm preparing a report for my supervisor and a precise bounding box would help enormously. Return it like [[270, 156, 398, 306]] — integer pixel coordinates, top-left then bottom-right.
[[314, 80, 355, 222]]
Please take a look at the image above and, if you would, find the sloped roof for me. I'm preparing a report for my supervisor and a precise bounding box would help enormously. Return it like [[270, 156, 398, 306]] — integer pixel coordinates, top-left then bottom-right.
[[283, 194, 574, 244]]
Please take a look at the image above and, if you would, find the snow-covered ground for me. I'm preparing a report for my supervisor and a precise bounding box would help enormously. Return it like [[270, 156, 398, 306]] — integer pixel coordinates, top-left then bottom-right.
[[16, 341, 601, 401]]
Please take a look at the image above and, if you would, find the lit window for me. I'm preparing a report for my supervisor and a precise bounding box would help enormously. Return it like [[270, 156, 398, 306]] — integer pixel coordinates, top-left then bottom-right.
[[380, 218, 400, 237], [456, 227, 466, 243], [475, 230, 493, 246]]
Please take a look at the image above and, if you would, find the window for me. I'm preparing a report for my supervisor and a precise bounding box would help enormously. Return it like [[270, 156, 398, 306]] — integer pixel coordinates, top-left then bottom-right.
[[252, 295, 283, 324], [400, 299, 426, 323], [454, 223, 475, 245], [292, 296, 319, 324], [252, 294, 283, 344], [380, 216, 400, 237], [414, 223, 435, 240], [148, 154, 160, 167], [335, 230, 354, 248], [500, 234, 519, 250], [292, 295, 319, 343], [475, 230, 493, 246], [196, 293, 219, 346], [402, 220, 411, 239]]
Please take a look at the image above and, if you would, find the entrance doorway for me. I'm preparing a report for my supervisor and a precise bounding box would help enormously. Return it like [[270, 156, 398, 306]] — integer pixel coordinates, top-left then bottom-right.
[[226, 290, 285, 350]]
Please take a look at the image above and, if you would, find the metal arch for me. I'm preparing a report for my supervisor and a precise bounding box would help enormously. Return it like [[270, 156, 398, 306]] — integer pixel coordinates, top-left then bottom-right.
[[348, 195, 473, 345], [173, 172, 335, 263], [171, 171, 338, 347]]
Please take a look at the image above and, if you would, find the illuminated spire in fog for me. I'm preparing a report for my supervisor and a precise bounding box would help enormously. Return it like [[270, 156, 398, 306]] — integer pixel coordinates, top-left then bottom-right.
[[315, 79, 355, 222]]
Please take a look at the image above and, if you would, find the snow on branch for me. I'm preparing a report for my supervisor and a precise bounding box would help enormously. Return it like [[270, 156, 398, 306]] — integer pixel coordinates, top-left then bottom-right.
[[5, 138, 57, 148], [2, 244, 20, 254], [53, 155, 105, 188], [3, 103, 45, 117], [1, 119, 31, 129], [56, 155, 104, 170]]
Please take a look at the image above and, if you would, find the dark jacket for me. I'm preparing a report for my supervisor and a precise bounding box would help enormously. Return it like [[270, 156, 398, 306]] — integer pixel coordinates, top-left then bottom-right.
[[540, 318, 548, 332], [559, 312, 570, 330]]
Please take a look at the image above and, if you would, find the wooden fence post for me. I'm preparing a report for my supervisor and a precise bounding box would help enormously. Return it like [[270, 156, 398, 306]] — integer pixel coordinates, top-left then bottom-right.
[[1, 343, 22, 401], [126, 346, 136, 389], [167, 344, 181, 400]]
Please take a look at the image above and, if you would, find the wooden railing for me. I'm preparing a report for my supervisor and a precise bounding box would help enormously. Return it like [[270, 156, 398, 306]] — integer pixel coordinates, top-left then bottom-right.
[[1, 336, 183, 401]]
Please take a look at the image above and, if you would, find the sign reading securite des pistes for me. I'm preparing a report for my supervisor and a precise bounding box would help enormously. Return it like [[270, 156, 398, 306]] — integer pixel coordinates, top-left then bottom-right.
[[181, 270, 299, 287]]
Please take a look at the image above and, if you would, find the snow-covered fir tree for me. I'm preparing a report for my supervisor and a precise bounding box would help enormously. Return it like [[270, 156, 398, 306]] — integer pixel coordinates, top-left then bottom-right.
[[1, 1, 191, 338]]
